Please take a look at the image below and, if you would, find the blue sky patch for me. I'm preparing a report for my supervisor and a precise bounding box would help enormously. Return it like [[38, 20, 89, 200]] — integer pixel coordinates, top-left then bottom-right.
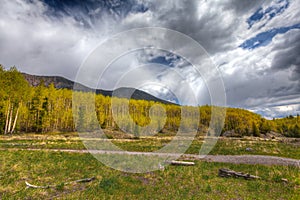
[[247, 0, 289, 29], [240, 23, 300, 50], [149, 56, 171, 65], [148, 53, 181, 67], [41, 0, 148, 28]]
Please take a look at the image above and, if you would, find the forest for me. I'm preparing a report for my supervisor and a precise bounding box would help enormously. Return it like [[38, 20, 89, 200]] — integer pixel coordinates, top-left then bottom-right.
[[0, 66, 299, 137]]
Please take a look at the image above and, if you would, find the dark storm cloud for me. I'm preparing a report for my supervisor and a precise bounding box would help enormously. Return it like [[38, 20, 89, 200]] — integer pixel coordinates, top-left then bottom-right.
[[222, 0, 264, 14], [271, 30, 300, 69], [271, 29, 300, 89], [134, 0, 264, 54]]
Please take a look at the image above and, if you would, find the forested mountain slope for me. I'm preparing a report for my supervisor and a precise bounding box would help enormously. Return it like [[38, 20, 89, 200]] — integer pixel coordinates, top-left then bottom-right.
[[22, 73, 175, 105]]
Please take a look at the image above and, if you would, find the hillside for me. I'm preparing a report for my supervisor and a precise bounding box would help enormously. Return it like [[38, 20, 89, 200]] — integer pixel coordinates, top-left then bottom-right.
[[22, 73, 175, 105]]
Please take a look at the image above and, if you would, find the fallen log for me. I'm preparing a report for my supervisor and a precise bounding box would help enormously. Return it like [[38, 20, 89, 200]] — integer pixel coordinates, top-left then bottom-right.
[[25, 177, 96, 189], [218, 168, 260, 180], [166, 160, 195, 166]]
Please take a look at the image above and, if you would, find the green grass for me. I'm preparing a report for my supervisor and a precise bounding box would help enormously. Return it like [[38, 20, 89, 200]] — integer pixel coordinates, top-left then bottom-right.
[[108, 137, 300, 159], [0, 138, 85, 149], [188, 138, 300, 159], [0, 150, 299, 199], [1, 133, 299, 159]]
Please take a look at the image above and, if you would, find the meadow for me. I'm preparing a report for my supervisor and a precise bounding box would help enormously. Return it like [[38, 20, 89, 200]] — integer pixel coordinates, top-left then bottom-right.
[[0, 132, 299, 199], [0, 149, 299, 199], [1, 132, 299, 159]]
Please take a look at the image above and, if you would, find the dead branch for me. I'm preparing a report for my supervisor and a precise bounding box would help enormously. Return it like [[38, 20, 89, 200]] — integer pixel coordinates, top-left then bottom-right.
[[25, 181, 50, 189], [72, 177, 96, 183], [25, 177, 95, 189], [218, 168, 260, 180]]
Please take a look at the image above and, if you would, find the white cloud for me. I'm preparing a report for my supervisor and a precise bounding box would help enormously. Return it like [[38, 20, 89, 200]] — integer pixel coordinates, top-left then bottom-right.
[[0, 0, 105, 79], [0, 0, 299, 117]]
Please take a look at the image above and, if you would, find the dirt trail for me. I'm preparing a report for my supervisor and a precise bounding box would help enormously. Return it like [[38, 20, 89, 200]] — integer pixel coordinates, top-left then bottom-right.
[[2, 148, 299, 167]]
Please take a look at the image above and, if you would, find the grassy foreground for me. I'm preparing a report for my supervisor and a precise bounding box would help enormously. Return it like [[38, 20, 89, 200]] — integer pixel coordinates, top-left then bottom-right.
[[0, 150, 299, 199]]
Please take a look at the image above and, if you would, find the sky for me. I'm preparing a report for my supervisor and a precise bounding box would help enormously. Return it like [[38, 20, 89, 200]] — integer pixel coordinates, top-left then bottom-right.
[[0, 0, 300, 118]]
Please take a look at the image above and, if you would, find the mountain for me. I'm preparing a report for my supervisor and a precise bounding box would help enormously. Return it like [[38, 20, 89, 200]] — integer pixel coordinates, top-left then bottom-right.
[[22, 73, 175, 105]]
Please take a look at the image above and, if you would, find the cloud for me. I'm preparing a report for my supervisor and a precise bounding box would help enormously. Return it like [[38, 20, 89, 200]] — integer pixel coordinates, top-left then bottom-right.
[[121, 0, 264, 54], [216, 25, 300, 117], [271, 29, 300, 70], [0, 0, 101, 79], [0, 0, 300, 117]]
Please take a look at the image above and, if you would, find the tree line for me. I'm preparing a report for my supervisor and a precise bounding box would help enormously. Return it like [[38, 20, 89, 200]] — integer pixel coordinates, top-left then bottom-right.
[[0, 66, 299, 137]]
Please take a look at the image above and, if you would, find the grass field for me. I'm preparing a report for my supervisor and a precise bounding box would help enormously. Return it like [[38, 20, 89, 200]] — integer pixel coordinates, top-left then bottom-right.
[[0, 150, 299, 199], [1, 132, 299, 159], [0, 133, 299, 199]]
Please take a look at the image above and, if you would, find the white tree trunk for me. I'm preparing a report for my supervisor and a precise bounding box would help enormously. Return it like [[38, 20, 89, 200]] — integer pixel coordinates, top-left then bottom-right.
[[4, 101, 10, 134], [11, 105, 20, 133], [7, 105, 13, 133]]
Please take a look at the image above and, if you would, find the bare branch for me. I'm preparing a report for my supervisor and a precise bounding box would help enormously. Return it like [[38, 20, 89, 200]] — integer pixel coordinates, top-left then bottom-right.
[[218, 168, 260, 180], [25, 181, 50, 189], [25, 177, 96, 189]]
